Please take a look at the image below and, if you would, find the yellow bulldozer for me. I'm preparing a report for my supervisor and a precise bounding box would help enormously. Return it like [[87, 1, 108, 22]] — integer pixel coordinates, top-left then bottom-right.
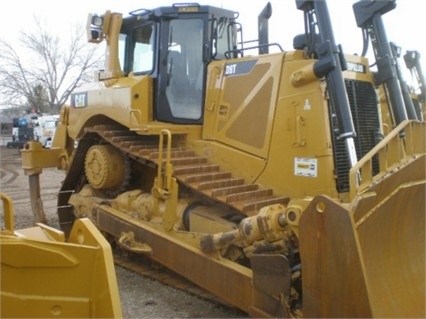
[[15, 0, 425, 317]]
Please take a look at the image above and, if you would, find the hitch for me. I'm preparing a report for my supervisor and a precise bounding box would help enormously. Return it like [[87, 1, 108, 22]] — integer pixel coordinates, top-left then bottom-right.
[[21, 141, 69, 224]]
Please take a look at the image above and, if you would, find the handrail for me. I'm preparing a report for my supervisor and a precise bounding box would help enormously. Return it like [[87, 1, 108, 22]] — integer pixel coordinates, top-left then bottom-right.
[[349, 120, 426, 200], [151, 129, 178, 231], [157, 129, 173, 192]]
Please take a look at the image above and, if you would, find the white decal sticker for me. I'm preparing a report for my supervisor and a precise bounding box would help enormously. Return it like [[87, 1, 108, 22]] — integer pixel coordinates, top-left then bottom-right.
[[304, 99, 311, 110], [346, 61, 366, 73], [294, 157, 318, 177], [224, 64, 237, 76]]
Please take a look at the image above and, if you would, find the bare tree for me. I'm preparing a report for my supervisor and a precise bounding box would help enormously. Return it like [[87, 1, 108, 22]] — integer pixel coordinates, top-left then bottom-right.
[[0, 16, 102, 113], [31, 84, 50, 113]]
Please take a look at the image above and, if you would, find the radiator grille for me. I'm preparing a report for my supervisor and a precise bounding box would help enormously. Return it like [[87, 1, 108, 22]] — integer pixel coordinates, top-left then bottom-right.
[[330, 80, 381, 193]]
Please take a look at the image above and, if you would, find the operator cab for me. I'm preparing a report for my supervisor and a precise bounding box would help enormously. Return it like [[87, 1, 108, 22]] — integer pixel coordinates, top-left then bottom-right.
[[118, 3, 237, 124]]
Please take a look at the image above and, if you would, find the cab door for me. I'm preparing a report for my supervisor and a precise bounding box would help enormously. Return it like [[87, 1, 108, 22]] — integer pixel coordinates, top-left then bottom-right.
[[155, 18, 207, 124]]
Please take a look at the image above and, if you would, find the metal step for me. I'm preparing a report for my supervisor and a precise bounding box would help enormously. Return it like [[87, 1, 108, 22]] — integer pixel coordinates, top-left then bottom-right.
[[170, 157, 208, 166], [173, 164, 220, 175], [183, 171, 232, 183], [224, 188, 273, 204], [196, 178, 245, 191], [210, 184, 258, 197]]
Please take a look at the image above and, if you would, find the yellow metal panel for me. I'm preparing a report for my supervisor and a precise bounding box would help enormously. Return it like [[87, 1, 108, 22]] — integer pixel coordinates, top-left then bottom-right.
[[191, 139, 266, 184], [203, 54, 285, 158], [1, 215, 122, 318], [21, 142, 65, 171], [258, 54, 337, 199]]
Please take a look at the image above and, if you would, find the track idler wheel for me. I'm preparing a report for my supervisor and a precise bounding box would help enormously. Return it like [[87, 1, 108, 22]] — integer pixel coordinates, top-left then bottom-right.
[[84, 145, 126, 191]]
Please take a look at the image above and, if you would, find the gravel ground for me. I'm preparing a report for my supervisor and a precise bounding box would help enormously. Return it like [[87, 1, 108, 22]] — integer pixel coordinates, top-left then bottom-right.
[[0, 146, 247, 318]]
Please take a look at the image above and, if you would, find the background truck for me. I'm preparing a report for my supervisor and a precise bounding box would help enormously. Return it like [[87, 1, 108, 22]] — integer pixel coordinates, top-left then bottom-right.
[[6, 114, 59, 149], [7, 115, 36, 148], [33, 114, 60, 148]]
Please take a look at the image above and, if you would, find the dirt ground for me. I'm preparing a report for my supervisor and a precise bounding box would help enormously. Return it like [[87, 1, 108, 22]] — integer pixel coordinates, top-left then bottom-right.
[[0, 146, 247, 318]]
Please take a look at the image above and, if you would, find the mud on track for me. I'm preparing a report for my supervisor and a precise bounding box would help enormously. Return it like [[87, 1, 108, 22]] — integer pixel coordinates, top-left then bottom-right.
[[0, 146, 247, 318]]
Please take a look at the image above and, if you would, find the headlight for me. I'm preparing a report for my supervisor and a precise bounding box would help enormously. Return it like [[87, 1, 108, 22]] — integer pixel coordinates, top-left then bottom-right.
[[92, 15, 103, 27]]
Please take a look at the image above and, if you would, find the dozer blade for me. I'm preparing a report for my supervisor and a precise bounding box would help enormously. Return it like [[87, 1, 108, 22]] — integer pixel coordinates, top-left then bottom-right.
[[299, 153, 425, 318], [0, 193, 123, 318]]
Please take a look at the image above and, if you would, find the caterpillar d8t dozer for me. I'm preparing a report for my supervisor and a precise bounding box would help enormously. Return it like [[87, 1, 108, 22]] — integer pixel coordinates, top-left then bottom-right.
[[20, 0, 425, 317], [0, 193, 122, 318]]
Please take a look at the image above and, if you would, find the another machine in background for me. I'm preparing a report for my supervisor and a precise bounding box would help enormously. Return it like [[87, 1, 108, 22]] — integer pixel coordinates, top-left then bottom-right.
[[7, 115, 36, 149], [33, 114, 60, 148]]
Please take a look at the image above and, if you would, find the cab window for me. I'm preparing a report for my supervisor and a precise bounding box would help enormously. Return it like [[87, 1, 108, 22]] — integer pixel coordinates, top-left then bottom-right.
[[120, 23, 155, 74]]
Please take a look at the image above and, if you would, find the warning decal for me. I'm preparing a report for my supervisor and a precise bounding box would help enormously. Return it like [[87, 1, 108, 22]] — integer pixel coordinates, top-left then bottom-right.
[[294, 157, 318, 177]]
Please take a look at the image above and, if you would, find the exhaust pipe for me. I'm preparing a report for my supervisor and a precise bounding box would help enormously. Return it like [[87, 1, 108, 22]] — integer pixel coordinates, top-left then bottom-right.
[[258, 2, 272, 54]]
